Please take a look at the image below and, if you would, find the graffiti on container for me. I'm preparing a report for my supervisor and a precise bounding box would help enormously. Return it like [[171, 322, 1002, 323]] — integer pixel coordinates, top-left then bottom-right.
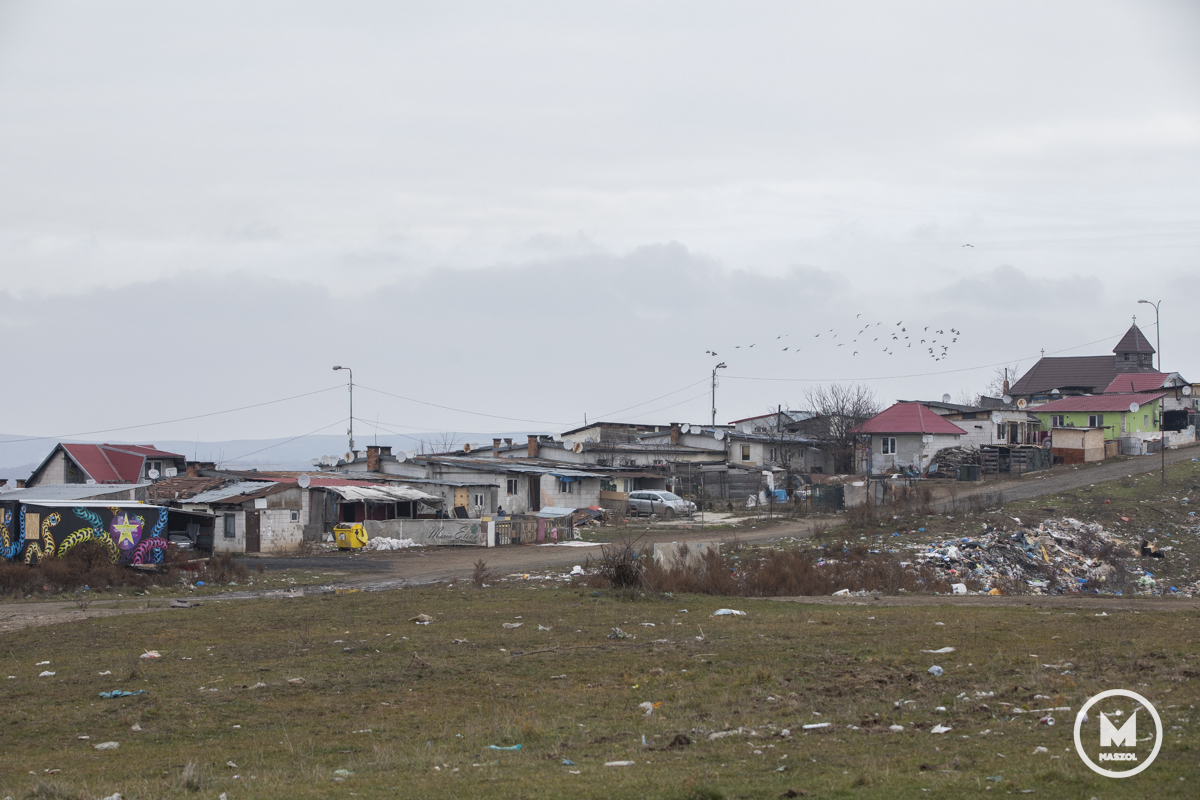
[[0, 504, 168, 565]]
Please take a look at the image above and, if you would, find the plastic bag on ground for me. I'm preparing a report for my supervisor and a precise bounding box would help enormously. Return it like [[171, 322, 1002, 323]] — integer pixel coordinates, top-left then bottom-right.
[[712, 608, 746, 616]]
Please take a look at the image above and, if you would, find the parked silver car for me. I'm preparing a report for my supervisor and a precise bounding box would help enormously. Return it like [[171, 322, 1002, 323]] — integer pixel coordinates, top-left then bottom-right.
[[627, 490, 696, 519]]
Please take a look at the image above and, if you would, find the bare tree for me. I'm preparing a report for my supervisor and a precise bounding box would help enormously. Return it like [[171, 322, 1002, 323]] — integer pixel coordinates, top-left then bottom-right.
[[954, 388, 981, 407], [416, 431, 463, 455], [802, 383, 882, 473]]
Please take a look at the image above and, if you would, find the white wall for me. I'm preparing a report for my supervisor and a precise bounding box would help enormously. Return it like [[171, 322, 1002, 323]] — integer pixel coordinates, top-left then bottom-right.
[[258, 508, 305, 553], [540, 475, 601, 509], [871, 434, 961, 473]]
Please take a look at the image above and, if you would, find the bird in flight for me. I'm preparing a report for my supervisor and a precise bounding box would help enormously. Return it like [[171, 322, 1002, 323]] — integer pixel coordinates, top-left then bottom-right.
[[962, 243, 974, 247], [705, 350, 718, 356]]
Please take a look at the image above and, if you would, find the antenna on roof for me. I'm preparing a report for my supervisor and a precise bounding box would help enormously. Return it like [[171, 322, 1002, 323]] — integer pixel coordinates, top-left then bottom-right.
[[942, 393, 951, 403]]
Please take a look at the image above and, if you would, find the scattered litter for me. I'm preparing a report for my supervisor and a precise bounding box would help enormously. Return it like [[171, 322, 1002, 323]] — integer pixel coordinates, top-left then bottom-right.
[[250, 681, 267, 689], [802, 723, 830, 731], [537, 625, 551, 631], [921, 647, 955, 654], [452, 639, 469, 644], [98, 670, 112, 676], [169, 599, 199, 608], [488, 744, 522, 751], [100, 794, 121, 800], [708, 730, 739, 740], [561, 758, 576, 766], [35, 661, 49, 666], [889, 725, 905, 733], [99, 690, 146, 699], [607, 627, 634, 639], [227, 761, 238, 769], [951, 583, 967, 595], [712, 609, 747, 616], [570, 565, 585, 576], [502, 622, 523, 629], [832, 589, 851, 596], [930, 725, 952, 734], [604, 761, 635, 767], [927, 665, 944, 677], [638, 701, 661, 716], [409, 614, 435, 624], [287, 677, 306, 685], [1032, 746, 1048, 754], [139, 651, 161, 659], [38, 671, 55, 678], [935, 706, 947, 713], [333, 769, 353, 777], [93, 741, 120, 751], [1038, 716, 1055, 726], [365, 536, 421, 551]]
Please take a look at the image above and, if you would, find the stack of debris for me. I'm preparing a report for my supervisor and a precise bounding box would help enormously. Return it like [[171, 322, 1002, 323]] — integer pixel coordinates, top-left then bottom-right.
[[906, 517, 1173, 596], [928, 446, 980, 478]]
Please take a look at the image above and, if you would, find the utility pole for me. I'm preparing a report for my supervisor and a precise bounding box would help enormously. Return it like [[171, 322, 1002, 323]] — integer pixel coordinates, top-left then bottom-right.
[[1138, 299, 1162, 371], [710, 362, 726, 427], [333, 365, 354, 453]]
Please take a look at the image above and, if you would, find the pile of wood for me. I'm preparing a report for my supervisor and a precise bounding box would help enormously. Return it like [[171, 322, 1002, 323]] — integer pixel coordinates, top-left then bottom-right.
[[928, 446, 980, 478]]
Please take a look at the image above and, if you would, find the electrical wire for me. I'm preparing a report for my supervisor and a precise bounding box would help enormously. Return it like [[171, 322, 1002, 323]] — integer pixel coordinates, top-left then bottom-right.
[[218, 418, 350, 466], [0, 385, 346, 446], [588, 378, 710, 421], [355, 384, 567, 426], [608, 390, 712, 423]]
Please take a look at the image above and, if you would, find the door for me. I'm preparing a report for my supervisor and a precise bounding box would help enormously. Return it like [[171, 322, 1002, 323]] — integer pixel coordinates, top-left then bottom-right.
[[529, 475, 541, 511], [453, 487, 469, 514], [244, 511, 260, 553]]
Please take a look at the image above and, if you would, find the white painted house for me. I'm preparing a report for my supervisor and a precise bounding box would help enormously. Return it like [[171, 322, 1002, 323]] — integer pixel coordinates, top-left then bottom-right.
[[851, 402, 967, 475]]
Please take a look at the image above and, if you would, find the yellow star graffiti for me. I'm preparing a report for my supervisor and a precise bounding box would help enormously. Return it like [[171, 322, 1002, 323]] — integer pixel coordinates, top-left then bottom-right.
[[112, 515, 141, 546]]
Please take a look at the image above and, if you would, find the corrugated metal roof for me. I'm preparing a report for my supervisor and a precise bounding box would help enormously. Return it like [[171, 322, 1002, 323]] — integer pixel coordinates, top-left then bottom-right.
[[320, 484, 443, 504], [851, 403, 967, 436], [0, 483, 148, 502], [422, 457, 607, 478], [184, 481, 278, 504], [1029, 393, 1165, 413], [1101, 373, 1170, 394]]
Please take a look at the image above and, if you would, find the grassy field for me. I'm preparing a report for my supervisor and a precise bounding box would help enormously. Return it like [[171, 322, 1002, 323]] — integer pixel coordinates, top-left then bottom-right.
[[2, 583, 1198, 799]]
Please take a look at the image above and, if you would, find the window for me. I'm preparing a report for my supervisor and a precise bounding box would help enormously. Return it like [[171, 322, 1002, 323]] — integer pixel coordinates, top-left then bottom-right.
[[1145, 414, 1149, 427], [1088, 414, 1104, 428], [146, 460, 162, 476], [473, 493, 486, 507], [1121, 413, 1127, 433], [880, 437, 897, 455], [741, 445, 751, 462], [768, 447, 778, 462], [506, 478, 518, 495], [223, 514, 235, 539], [290, 509, 299, 523], [961, 412, 977, 420], [1051, 415, 1064, 428], [557, 478, 574, 494]]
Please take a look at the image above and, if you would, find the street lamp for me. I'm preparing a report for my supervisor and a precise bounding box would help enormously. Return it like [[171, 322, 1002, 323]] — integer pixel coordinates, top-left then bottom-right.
[[1137, 300, 1161, 371], [333, 366, 354, 452], [711, 362, 726, 427]]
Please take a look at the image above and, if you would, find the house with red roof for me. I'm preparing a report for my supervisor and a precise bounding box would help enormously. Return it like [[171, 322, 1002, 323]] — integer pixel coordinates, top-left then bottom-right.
[[27, 443, 187, 488], [1030, 393, 1166, 442], [850, 402, 966, 475]]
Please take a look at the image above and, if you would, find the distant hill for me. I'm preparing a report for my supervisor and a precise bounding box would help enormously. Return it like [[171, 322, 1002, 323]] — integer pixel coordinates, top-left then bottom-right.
[[0, 431, 538, 477]]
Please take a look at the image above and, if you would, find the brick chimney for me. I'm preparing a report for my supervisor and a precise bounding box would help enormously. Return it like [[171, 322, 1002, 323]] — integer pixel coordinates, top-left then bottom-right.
[[527, 435, 539, 459], [16, 479, 26, 488], [670, 423, 681, 445], [366, 445, 382, 471], [493, 438, 502, 457], [504, 438, 513, 448]]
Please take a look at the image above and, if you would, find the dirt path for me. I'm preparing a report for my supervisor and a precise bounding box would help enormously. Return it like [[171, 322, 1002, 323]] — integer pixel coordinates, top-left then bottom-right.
[[3, 442, 1197, 634]]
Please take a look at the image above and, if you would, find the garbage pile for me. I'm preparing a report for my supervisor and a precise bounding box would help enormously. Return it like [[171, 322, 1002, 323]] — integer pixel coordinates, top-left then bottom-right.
[[908, 517, 1166, 595], [364, 537, 421, 551], [927, 446, 980, 478]]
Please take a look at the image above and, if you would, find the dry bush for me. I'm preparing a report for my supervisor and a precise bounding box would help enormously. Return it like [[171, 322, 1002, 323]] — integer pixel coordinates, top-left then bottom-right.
[[0, 540, 187, 597], [200, 552, 250, 584], [892, 485, 934, 516], [472, 558, 491, 588], [181, 759, 204, 792], [643, 543, 958, 597], [589, 537, 647, 589], [843, 501, 879, 530]]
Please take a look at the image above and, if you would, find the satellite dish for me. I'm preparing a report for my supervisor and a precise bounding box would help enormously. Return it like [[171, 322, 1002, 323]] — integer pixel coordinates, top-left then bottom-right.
[[1016, 398, 1027, 410], [1051, 388, 1060, 395], [573, 442, 583, 453], [298, 474, 311, 489], [942, 393, 952, 403], [552, 433, 563, 442], [164, 467, 177, 478], [1129, 402, 1140, 413], [562, 438, 574, 449], [990, 412, 1001, 424], [681, 423, 691, 434], [405, 451, 415, 460], [1183, 386, 1192, 396], [462, 443, 471, 453], [147, 468, 160, 480], [396, 451, 407, 463], [714, 430, 725, 441], [1002, 394, 1013, 405], [345, 452, 354, 462]]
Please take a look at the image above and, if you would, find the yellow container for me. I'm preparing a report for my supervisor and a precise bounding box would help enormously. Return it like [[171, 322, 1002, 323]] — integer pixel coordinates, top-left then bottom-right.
[[333, 523, 368, 550]]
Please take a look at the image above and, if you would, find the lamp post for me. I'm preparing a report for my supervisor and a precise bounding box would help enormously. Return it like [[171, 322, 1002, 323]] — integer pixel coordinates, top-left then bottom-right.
[[711, 362, 726, 427], [333, 366, 354, 452], [1137, 299, 1161, 371]]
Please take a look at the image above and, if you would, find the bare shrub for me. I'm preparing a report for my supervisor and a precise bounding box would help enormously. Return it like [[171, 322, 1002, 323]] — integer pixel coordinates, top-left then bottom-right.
[[201, 552, 250, 584], [591, 537, 647, 589], [472, 559, 491, 588], [0, 539, 188, 597], [843, 501, 878, 530], [181, 759, 203, 792]]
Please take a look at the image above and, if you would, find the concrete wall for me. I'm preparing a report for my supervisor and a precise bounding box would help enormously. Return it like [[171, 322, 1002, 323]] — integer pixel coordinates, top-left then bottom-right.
[[540, 475, 601, 509], [212, 509, 244, 553], [31, 451, 70, 485], [870, 433, 961, 474], [1050, 427, 1106, 462], [364, 518, 490, 546]]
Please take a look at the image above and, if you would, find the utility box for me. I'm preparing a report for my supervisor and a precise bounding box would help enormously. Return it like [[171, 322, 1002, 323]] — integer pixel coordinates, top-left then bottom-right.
[[333, 523, 368, 550]]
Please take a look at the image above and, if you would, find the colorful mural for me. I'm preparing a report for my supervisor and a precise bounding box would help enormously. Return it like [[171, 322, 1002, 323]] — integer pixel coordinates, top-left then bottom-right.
[[0, 504, 169, 566]]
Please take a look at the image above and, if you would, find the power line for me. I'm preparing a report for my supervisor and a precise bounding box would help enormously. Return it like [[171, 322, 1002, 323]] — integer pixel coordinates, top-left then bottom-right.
[[219, 417, 350, 466], [589, 378, 710, 422], [609, 390, 712, 423], [0, 385, 345, 446], [355, 384, 567, 426]]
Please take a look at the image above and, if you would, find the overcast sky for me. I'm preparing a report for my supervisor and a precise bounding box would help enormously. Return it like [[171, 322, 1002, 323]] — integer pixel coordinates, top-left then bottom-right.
[[1, 1, 1197, 455]]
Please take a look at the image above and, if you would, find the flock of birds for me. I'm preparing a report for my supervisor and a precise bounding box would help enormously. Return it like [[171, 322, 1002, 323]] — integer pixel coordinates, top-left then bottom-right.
[[705, 315, 963, 362]]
